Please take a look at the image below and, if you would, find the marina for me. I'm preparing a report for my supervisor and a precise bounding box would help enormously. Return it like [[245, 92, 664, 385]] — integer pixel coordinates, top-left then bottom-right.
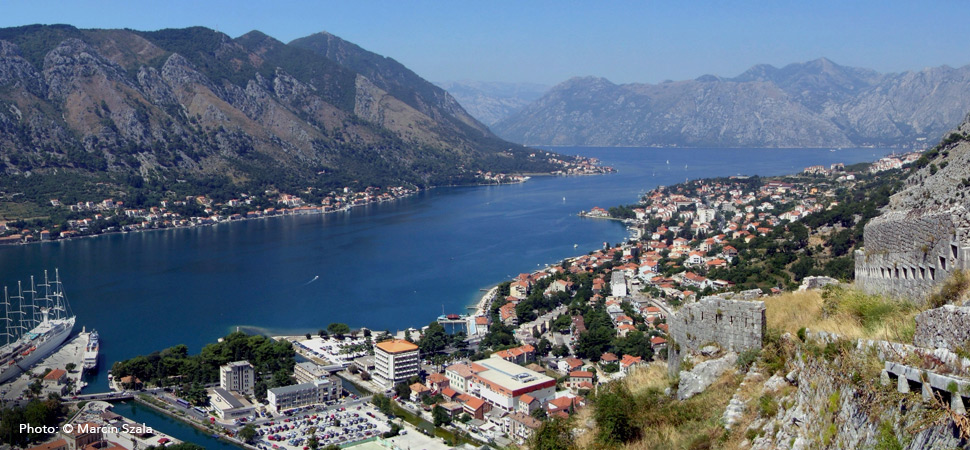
[[0, 269, 75, 385]]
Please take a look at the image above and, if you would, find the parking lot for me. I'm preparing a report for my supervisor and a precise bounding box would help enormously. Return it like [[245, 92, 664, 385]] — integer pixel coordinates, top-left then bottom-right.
[[253, 402, 392, 450]]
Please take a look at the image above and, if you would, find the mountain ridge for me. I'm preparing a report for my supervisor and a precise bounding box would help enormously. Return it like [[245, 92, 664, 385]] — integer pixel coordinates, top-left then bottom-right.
[[0, 25, 576, 217], [492, 58, 970, 148]]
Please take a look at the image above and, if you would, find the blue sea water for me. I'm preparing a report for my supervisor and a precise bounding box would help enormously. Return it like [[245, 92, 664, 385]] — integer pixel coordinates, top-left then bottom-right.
[[0, 147, 896, 395]]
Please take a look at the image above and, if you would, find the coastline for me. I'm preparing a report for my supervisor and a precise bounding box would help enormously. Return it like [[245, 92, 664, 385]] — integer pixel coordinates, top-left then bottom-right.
[[0, 189, 421, 248], [0, 174, 566, 248]]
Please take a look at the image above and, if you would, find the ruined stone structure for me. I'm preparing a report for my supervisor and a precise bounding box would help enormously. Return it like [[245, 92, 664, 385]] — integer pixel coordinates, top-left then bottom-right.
[[854, 207, 970, 301], [914, 305, 970, 351], [854, 120, 970, 302], [669, 296, 766, 355]]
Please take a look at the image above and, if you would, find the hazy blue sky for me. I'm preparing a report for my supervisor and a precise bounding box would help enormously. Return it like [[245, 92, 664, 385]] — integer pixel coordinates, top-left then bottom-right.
[[3, 1, 968, 85]]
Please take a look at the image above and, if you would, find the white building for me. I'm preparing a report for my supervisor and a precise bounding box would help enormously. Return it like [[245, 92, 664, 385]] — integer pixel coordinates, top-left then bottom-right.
[[696, 208, 716, 224], [267, 377, 342, 413], [373, 339, 420, 389], [610, 271, 628, 297], [467, 358, 556, 412], [294, 361, 331, 384], [210, 387, 256, 421], [219, 361, 255, 396]]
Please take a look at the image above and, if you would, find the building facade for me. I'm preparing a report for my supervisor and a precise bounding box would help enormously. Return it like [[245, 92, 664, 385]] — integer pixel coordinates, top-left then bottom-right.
[[373, 339, 420, 389], [267, 377, 341, 413], [219, 361, 255, 396]]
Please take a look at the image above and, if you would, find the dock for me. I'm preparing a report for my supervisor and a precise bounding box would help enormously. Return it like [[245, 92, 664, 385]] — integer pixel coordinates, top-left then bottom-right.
[[1, 331, 88, 405]]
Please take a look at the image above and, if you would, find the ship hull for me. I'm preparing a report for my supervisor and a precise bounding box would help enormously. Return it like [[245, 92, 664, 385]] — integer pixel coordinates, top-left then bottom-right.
[[0, 317, 75, 384]]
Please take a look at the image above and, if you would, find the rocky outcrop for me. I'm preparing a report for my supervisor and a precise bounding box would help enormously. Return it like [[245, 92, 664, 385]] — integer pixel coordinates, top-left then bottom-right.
[[493, 58, 970, 148], [677, 352, 738, 400], [748, 353, 967, 450]]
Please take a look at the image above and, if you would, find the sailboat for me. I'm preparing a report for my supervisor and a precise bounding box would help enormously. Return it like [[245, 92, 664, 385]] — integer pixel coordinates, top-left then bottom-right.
[[0, 270, 76, 384]]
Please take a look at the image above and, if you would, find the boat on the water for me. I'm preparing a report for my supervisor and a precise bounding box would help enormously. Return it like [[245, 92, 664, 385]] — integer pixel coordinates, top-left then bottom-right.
[[83, 329, 99, 370], [0, 269, 75, 385]]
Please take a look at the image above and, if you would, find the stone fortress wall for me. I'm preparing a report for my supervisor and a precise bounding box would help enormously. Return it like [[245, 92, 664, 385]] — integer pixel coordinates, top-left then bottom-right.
[[669, 296, 766, 355], [854, 206, 970, 302]]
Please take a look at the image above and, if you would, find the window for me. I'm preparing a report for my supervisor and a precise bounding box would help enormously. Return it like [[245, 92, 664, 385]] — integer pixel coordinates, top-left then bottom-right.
[[941, 256, 948, 271], [953, 244, 959, 259], [930, 267, 936, 280]]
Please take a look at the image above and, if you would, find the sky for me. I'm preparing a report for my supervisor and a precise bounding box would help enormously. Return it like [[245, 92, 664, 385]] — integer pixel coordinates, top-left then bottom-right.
[[2, 1, 969, 86]]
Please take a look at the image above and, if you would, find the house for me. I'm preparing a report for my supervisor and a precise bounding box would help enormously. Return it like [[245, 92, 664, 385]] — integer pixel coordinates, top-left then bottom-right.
[[558, 357, 584, 374], [599, 353, 618, 366], [446, 364, 476, 393], [650, 336, 668, 353], [492, 344, 536, 365], [426, 373, 450, 393], [567, 371, 594, 391], [499, 302, 518, 326], [410, 383, 431, 402], [515, 394, 541, 415], [508, 412, 542, 443], [546, 395, 585, 417], [687, 251, 705, 265], [620, 355, 644, 373]]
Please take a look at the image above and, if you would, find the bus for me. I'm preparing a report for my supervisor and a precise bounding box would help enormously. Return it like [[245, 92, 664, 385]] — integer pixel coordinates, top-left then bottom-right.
[[176, 398, 191, 408]]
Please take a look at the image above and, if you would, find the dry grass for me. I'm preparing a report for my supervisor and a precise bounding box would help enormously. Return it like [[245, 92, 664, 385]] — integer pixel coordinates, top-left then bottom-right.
[[622, 362, 670, 396], [764, 286, 918, 343], [619, 370, 741, 450]]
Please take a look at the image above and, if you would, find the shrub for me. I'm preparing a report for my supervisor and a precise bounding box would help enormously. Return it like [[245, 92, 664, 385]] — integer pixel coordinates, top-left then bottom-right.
[[758, 394, 778, 418], [737, 348, 760, 372], [927, 270, 970, 308]]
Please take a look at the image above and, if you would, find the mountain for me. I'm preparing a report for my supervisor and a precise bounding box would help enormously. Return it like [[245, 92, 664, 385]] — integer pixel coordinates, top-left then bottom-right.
[[493, 58, 970, 148], [435, 81, 549, 126], [0, 25, 565, 210]]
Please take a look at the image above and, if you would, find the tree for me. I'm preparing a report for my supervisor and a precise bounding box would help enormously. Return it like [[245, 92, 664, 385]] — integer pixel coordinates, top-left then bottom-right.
[[418, 321, 449, 356], [372, 394, 393, 416], [65, 362, 77, 372], [552, 345, 570, 358], [238, 424, 257, 444], [528, 418, 576, 450], [327, 323, 350, 338], [318, 329, 327, 339], [305, 333, 312, 340], [594, 383, 639, 445], [432, 405, 451, 427], [394, 382, 410, 399]]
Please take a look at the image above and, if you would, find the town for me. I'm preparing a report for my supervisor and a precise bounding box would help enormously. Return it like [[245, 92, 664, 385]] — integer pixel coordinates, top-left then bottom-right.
[[0, 153, 921, 450]]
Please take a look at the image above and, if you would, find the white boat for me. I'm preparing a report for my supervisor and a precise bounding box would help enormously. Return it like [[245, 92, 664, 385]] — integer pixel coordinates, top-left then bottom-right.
[[83, 329, 99, 370], [0, 270, 76, 385]]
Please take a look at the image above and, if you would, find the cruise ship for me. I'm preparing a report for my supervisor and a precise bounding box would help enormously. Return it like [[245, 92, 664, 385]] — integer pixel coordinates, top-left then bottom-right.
[[0, 270, 76, 385], [83, 329, 99, 370]]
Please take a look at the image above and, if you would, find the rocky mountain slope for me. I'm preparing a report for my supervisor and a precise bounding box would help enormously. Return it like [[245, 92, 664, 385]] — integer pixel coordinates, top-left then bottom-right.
[[435, 80, 548, 126], [0, 25, 560, 199], [494, 58, 970, 148]]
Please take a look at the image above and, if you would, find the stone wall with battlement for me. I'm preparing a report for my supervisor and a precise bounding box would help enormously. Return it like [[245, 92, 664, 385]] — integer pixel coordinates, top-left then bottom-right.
[[669, 296, 765, 355], [854, 207, 970, 302]]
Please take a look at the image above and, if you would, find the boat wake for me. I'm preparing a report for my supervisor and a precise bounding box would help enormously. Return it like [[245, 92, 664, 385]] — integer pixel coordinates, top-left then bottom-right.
[[302, 275, 320, 286]]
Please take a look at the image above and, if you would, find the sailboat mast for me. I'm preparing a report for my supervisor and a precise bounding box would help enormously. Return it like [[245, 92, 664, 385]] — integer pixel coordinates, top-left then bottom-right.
[[14, 281, 27, 336], [1, 287, 10, 346], [28, 275, 40, 325]]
